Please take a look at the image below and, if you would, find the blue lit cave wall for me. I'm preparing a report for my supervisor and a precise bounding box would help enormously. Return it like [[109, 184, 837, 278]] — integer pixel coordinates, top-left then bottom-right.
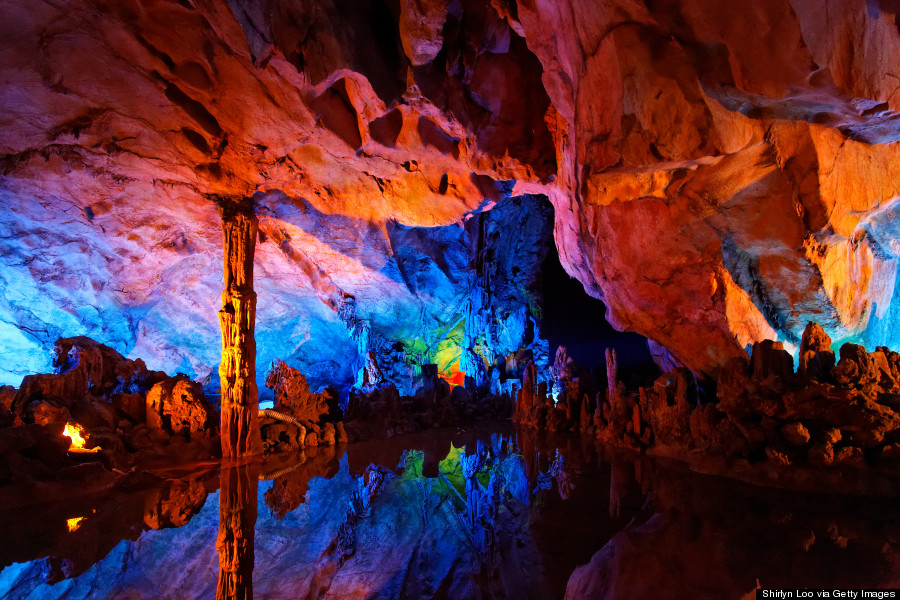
[[830, 196, 900, 352], [7, 179, 900, 397], [0, 188, 564, 398]]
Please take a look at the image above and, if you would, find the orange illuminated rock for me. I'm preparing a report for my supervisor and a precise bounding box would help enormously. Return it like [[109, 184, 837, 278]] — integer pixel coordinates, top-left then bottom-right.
[[264, 360, 341, 426], [515, 0, 900, 376], [4, 0, 900, 386], [799, 322, 836, 381], [145, 377, 215, 436], [218, 201, 262, 458]]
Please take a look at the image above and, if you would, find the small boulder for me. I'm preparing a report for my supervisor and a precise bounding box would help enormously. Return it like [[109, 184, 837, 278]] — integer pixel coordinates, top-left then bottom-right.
[[781, 422, 811, 446], [146, 377, 214, 435], [27, 400, 72, 426]]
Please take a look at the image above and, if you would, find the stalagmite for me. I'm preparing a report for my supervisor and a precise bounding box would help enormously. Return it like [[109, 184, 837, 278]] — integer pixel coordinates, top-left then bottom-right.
[[218, 200, 263, 458], [606, 348, 619, 410]]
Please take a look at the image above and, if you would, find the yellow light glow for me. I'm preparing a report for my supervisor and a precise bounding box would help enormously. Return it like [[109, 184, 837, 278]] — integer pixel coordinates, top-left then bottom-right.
[[67, 517, 85, 532], [63, 422, 99, 453]]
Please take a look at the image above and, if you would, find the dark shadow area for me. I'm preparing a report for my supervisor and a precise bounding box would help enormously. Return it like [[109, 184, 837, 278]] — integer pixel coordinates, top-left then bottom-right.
[[538, 240, 658, 381]]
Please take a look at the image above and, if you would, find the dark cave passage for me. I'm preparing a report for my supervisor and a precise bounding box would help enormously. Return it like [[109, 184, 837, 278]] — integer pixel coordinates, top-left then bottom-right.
[[537, 225, 658, 385]]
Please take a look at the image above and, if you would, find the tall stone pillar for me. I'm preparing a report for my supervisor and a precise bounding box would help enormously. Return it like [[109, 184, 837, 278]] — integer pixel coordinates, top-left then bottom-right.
[[216, 462, 259, 600], [219, 201, 262, 458], [605, 347, 619, 410]]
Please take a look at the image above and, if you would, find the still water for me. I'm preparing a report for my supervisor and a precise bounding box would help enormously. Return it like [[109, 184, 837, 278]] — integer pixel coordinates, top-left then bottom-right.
[[1, 425, 898, 599]]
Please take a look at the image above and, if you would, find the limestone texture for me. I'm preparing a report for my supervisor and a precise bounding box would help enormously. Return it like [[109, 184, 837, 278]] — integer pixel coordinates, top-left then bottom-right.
[[3, 0, 900, 396], [218, 201, 262, 457]]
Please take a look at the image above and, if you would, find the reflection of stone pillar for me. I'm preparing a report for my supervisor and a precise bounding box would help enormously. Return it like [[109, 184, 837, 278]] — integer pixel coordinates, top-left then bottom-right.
[[219, 201, 262, 458], [217, 462, 260, 600], [609, 456, 631, 519]]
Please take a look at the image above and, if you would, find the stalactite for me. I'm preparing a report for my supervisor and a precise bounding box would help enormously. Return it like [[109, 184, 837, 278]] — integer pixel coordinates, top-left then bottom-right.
[[218, 199, 262, 458], [216, 462, 260, 600]]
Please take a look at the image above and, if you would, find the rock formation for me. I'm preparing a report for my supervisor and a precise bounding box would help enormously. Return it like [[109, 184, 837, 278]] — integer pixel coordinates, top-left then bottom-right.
[[145, 376, 215, 436], [516, 322, 900, 489], [218, 200, 262, 458], [0, 336, 221, 498], [260, 359, 344, 452], [9, 0, 900, 392]]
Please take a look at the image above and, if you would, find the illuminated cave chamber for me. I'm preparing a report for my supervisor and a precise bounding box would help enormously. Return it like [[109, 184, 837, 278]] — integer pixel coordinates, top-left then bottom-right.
[[337, 192, 659, 405], [4, 0, 900, 597]]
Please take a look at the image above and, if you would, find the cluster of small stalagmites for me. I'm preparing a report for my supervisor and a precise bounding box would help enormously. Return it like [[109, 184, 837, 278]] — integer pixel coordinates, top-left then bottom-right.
[[260, 359, 347, 453], [344, 361, 513, 442], [0, 336, 219, 487], [515, 323, 900, 473], [513, 347, 602, 435], [344, 364, 458, 441]]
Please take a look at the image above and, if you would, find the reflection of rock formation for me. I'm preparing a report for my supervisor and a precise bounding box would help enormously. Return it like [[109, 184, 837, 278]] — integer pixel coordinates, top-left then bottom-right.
[[0, 471, 215, 584], [567, 450, 900, 600], [262, 445, 342, 519], [144, 477, 210, 530], [216, 462, 260, 600], [5, 426, 899, 600]]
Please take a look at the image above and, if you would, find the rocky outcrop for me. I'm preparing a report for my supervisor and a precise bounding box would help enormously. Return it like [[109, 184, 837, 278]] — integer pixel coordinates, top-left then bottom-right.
[[146, 377, 215, 437], [12, 337, 166, 424], [260, 359, 344, 453], [0, 337, 221, 496], [516, 322, 900, 486]]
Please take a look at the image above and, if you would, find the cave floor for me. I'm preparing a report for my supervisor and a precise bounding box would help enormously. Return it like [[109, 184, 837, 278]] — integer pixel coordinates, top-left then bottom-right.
[[1, 423, 898, 599]]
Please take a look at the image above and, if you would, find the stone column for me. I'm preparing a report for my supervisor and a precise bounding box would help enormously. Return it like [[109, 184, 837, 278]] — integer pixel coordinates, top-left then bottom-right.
[[216, 462, 259, 600], [219, 201, 262, 458], [605, 347, 619, 410]]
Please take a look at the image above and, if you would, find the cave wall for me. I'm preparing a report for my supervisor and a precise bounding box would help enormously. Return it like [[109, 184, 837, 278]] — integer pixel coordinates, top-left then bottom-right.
[[513, 0, 900, 374], [3, 0, 900, 387], [0, 0, 555, 391]]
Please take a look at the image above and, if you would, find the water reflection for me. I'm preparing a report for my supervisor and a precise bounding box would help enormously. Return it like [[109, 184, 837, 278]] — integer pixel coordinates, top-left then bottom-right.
[[216, 462, 259, 600], [2, 426, 899, 599]]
